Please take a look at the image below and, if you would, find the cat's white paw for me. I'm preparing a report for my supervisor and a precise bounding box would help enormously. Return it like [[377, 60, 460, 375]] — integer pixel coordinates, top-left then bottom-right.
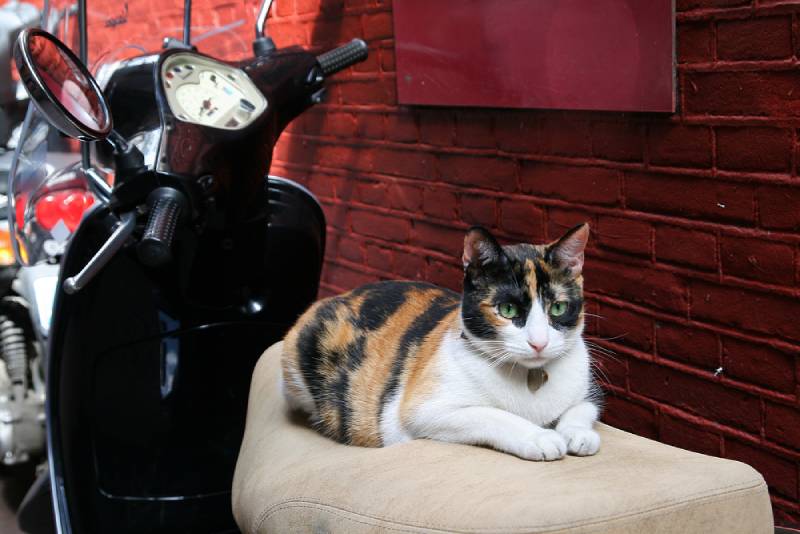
[[558, 426, 600, 456], [518, 429, 567, 461]]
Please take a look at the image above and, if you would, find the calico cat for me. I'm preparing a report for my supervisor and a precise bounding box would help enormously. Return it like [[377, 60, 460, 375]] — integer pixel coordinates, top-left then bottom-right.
[[281, 223, 600, 461]]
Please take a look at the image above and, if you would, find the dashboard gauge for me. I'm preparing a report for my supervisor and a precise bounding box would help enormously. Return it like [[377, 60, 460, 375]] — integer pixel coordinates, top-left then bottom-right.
[[161, 54, 267, 130]]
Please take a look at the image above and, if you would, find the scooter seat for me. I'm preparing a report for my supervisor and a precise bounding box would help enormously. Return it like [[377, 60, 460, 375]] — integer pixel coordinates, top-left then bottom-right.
[[233, 342, 773, 533]]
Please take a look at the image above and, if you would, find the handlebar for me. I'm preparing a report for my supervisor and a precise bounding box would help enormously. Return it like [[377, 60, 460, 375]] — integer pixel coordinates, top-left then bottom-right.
[[138, 188, 186, 267], [316, 39, 369, 77]]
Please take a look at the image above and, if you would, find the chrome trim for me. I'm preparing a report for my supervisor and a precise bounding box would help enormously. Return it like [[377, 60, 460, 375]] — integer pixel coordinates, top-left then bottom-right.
[[255, 0, 273, 38]]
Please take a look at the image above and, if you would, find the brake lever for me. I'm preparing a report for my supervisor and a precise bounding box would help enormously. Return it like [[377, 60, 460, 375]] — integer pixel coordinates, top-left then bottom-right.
[[63, 212, 136, 294]]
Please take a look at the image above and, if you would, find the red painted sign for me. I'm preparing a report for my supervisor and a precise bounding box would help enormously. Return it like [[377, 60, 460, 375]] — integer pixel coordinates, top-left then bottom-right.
[[394, 0, 675, 112]]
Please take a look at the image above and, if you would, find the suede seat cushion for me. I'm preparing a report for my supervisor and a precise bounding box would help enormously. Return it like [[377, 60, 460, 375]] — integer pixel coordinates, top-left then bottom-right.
[[232, 342, 773, 533]]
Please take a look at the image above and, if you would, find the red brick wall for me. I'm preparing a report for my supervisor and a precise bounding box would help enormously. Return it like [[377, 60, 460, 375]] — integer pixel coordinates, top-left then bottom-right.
[[265, 0, 800, 526], [83, 0, 798, 526]]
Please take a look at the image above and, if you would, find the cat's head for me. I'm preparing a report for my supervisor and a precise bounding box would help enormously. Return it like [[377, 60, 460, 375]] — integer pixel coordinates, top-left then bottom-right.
[[461, 224, 589, 369]]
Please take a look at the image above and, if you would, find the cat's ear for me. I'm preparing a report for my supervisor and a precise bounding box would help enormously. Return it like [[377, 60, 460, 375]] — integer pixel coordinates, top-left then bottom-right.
[[548, 223, 590, 276], [463, 226, 505, 270]]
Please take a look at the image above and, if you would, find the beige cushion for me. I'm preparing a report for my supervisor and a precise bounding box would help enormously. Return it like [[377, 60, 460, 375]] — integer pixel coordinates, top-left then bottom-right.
[[233, 342, 773, 533]]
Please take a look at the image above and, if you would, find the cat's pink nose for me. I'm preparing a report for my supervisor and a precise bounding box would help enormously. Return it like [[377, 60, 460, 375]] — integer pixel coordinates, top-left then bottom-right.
[[528, 340, 548, 353]]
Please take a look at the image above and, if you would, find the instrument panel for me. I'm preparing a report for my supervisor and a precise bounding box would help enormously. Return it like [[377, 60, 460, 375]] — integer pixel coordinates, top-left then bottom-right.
[[161, 54, 267, 130]]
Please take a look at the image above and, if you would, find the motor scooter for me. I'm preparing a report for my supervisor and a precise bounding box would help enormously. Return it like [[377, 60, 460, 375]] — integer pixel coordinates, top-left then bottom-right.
[[8, 0, 367, 531]]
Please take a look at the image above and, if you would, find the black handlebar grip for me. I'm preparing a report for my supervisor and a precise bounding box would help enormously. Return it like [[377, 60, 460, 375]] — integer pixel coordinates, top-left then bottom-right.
[[138, 188, 185, 266], [316, 39, 369, 76]]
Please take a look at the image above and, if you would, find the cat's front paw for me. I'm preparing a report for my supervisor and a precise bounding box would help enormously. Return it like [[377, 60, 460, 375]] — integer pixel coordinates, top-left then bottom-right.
[[558, 426, 600, 456], [518, 429, 567, 461]]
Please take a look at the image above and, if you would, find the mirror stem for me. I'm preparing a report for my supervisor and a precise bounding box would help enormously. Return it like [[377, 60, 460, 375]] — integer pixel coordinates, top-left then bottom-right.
[[183, 0, 192, 46], [108, 132, 145, 175]]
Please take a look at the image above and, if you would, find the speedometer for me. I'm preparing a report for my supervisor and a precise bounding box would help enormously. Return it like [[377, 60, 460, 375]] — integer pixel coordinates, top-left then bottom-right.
[[161, 54, 267, 130]]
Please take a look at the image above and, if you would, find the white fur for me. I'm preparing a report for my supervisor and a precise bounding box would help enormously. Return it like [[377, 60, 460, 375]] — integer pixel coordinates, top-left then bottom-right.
[[385, 302, 600, 461]]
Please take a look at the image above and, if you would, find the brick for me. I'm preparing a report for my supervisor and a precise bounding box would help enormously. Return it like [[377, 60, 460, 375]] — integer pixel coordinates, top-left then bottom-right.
[[460, 195, 497, 228], [585, 260, 688, 314], [547, 208, 595, 242], [423, 188, 459, 220], [353, 48, 380, 73], [352, 180, 386, 205], [385, 113, 417, 143], [371, 147, 435, 179], [596, 304, 654, 352], [356, 113, 385, 139], [720, 235, 794, 285], [337, 235, 363, 263], [345, 0, 370, 9], [765, 402, 800, 450], [323, 112, 357, 138], [660, 414, 721, 456], [677, 0, 750, 9], [275, 0, 295, 16], [722, 337, 795, 393], [339, 78, 395, 105], [691, 281, 800, 341], [649, 124, 712, 168], [591, 121, 644, 162], [362, 12, 393, 41], [717, 17, 792, 61], [439, 154, 517, 192], [725, 439, 798, 499], [316, 143, 363, 171], [625, 172, 754, 224], [629, 359, 761, 432], [455, 113, 495, 148], [540, 118, 592, 157], [596, 216, 651, 257], [685, 71, 800, 117], [307, 172, 343, 199], [380, 46, 395, 71], [426, 259, 462, 291], [310, 15, 361, 45], [386, 184, 423, 212], [601, 394, 658, 439], [758, 185, 800, 231], [350, 210, 410, 242], [498, 200, 546, 241], [656, 322, 720, 368], [394, 249, 425, 279], [299, 110, 326, 135], [418, 110, 454, 145], [411, 221, 463, 256], [677, 22, 713, 64], [495, 112, 540, 153], [327, 263, 375, 289], [365, 244, 393, 272], [716, 127, 792, 173], [655, 225, 717, 271], [520, 163, 620, 206], [296, 0, 320, 14], [320, 200, 347, 228]]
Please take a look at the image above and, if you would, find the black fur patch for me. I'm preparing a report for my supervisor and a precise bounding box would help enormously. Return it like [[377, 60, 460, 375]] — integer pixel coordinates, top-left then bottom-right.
[[353, 281, 413, 331], [296, 298, 341, 403]]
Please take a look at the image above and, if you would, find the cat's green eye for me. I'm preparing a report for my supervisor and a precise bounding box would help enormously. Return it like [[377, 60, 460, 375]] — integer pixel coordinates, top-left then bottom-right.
[[550, 301, 568, 317], [498, 302, 519, 319]]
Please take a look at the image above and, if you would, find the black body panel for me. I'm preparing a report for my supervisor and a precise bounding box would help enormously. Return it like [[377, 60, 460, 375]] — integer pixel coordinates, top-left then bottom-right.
[[47, 177, 325, 533]]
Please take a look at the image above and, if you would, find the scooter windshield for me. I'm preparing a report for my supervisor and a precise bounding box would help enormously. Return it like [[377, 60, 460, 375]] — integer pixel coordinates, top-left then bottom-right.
[[8, 0, 259, 265]]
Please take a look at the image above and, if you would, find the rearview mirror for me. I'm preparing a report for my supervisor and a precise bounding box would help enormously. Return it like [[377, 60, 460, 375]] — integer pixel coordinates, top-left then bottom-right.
[[14, 28, 112, 141]]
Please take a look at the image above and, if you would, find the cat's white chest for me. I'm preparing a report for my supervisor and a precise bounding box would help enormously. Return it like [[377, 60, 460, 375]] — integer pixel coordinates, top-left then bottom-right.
[[438, 333, 590, 427]]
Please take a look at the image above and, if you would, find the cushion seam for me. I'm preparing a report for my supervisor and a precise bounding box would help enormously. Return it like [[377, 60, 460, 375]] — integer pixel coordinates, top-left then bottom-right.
[[252, 480, 766, 533]]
